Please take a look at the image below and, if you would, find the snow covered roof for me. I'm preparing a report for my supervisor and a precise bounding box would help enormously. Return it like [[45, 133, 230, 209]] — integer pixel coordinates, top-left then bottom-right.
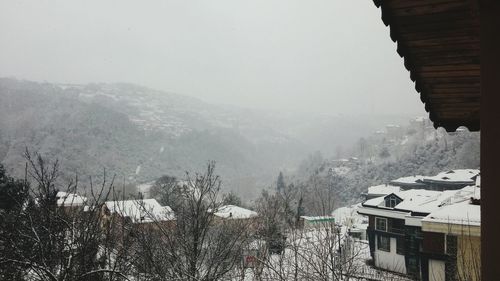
[[422, 199, 480, 227], [332, 158, 350, 162], [422, 169, 479, 185], [393, 190, 443, 212], [331, 204, 367, 226], [331, 206, 356, 222], [390, 175, 426, 187], [300, 216, 335, 222], [213, 205, 258, 219], [361, 186, 480, 215], [56, 191, 87, 207], [105, 199, 175, 223], [475, 175, 481, 187], [367, 184, 401, 196], [386, 124, 400, 128]]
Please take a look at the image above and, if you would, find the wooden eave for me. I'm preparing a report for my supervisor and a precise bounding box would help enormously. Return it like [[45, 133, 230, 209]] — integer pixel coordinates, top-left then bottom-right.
[[373, 0, 480, 131]]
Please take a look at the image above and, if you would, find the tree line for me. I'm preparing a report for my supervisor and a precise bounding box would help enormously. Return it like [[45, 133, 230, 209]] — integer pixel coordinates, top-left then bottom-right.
[[1, 151, 412, 281]]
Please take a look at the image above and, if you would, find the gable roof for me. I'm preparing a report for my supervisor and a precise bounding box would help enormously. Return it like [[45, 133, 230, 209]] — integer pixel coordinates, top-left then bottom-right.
[[56, 191, 87, 207], [383, 193, 403, 201], [372, 0, 480, 131], [105, 199, 175, 223], [422, 199, 480, 227], [361, 185, 479, 216], [390, 175, 426, 187], [367, 184, 401, 196], [300, 216, 335, 223], [422, 169, 479, 185], [213, 205, 258, 219]]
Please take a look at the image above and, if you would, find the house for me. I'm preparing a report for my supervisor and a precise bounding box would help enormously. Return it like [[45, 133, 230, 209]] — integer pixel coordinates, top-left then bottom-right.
[[104, 199, 175, 228], [332, 204, 368, 240], [213, 205, 257, 220], [420, 169, 479, 191], [368, 3, 500, 277], [56, 191, 87, 207], [298, 216, 335, 230], [388, 170, 480, 192], [420, 189, 481, 281], [390, 176, 427, 189], [358, 186, 479, 278], [56, 191, 87, 213], [211, 205, 258, 227]]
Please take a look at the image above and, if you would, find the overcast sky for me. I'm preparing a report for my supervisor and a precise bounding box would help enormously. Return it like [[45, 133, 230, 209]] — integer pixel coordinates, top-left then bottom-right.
[[0, 0, 425, 116]]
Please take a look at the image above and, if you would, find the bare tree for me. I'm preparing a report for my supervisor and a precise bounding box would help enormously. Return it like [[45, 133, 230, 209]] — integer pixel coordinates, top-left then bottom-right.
[[149, 175, 182, 211], [133, 162, 253, 281], [0, 151, 135, 281]]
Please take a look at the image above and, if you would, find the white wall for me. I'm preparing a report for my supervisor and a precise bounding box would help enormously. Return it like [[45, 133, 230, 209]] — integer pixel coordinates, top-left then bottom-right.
[[374, 236, 407, 274], [428, 259, 445, 281]]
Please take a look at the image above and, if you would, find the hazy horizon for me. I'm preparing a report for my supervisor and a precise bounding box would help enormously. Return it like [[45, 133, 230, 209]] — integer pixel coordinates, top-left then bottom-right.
[[0, 0, 426, 117]]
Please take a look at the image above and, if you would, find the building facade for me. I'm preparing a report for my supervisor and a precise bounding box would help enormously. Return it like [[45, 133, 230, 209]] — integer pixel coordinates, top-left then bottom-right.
[[358, 185, 480, 280]]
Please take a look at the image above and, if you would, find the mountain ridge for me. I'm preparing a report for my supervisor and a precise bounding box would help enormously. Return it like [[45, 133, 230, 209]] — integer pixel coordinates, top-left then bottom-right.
[[0, 77, 417, 199]]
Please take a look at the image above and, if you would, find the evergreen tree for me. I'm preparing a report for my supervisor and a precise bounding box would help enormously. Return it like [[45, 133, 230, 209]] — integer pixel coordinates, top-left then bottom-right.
[[276, 171, 285, 193], [0, 164, 30, 280], [222, 191, 243, 206], [0, 164, 29, 211]]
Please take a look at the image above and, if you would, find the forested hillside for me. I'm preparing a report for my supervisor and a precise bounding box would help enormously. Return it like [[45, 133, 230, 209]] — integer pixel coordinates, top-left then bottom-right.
[[1, 78, 415, 198], [282, 118, 480, 213], [0, 78, 297, 192]]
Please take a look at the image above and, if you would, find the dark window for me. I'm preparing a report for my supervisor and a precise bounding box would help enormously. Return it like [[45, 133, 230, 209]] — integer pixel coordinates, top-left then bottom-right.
[[390, 218, 405, 234], [389, 197, 397, 208], [407, 257, 419, 276], [375, 217, 387, 231], [446, 235, 457, 255], [384, 195, 402, 208], [396, 236, 405, 254], [377, 235, 390, 252], [422, 232, 445, 254]]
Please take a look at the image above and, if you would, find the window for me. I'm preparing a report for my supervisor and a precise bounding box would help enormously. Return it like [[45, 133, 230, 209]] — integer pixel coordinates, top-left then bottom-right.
[[377, 235, 390, 252], [391, 219, 405, 234], [396, 236, 405, 255], [384, 194, 401, 208], [384, 194, 402, 208], [375, 217, 387, 231], [445, 235, 457, 255], [389, 197, 397, 208]]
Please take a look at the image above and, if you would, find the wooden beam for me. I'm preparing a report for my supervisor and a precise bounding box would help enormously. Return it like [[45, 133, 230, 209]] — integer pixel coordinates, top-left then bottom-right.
[[480, 0, 500, 280]]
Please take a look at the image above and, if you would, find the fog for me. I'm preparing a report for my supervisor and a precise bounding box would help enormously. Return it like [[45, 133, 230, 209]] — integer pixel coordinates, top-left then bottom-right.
[[0, 0, 425, 116]]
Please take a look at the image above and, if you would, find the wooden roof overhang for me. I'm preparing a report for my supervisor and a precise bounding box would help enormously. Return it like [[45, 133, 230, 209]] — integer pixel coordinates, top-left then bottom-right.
[[373, 0, 480, 132]]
